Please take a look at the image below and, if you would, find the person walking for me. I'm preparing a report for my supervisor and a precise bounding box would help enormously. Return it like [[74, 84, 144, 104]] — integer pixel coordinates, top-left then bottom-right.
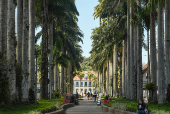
[[94, 91, 97, 102], [87, 92, 90, 100], [76, 92, 79, 102]]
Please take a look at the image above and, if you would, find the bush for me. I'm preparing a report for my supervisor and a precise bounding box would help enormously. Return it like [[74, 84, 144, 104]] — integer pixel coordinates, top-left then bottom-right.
[[149, 100, 158, 104], [39, 105, 56, 113], [54, 90, 60, 98], [111, 102, 127, 111], [145, 83, 155, 91], [126, 106, 137, 112], [166, 84, 170, 102]]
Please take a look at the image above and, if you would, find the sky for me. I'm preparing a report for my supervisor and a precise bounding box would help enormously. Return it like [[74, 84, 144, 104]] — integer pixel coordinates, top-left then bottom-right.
[[75, 0, 99, 58], [75, 0, 148, 65]]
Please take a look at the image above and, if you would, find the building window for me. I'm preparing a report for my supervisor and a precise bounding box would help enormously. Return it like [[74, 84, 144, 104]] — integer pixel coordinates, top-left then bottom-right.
[[81, 89, 83, 92], [81, 82, 83, 87], [89, 82, 91, 87], [76, 82, 79, 87], [85, 82, 87, 87], [89, 88, 91, 93]]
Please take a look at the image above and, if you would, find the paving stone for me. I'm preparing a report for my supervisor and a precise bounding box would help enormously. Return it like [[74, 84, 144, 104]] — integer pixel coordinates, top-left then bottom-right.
[[65, 99, 111, 114]]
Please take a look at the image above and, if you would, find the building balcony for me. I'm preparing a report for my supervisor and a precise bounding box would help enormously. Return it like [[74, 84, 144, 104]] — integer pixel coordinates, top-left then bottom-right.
[[75, 85, 79, 87], [80, 85, 83, 87], [84, 85, 87, 87], [89, 85, 92, 87]]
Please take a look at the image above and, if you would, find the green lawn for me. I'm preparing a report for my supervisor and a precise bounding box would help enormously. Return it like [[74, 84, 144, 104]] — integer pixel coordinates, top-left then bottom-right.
[[104, 98, 170, 113], [0, 97, 64, 114]]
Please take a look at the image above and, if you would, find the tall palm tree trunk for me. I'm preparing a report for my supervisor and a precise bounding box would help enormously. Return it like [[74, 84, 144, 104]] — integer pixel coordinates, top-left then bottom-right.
[[0, 0, 9, 104], [16, 0, 23, 102], [48, 18, 54, 99], [40, 0, 49, 99], [28, 0, 35, 101], [7, 0, 16, 102], [109, 59, 112, 95], [165, 0, 170, 87], [150, 9, 157, 102], [22, 0, 29, 102], [113, 45, 118, 97], [122, 40, 125, 98], [127, 4, 130, 99], [137, 0, 143, 101], [130, 3, 135, 100], [17, 0, 23, 65], [158, 2, 165, 104], [106, 59, 109, 95], [54, 64, 58, 91], [64, 68, 67, 93], [61, 66, 64, 94]]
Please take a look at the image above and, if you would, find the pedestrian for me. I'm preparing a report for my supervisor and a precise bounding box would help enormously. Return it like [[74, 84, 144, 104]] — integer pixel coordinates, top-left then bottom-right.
[[94, 91, 97, 102], [87, 92, 90, 100], [76, 92, 79, 102], [136, 99, 148, 114]]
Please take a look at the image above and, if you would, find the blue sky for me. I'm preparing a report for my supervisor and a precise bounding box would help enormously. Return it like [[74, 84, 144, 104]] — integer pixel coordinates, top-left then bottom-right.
[[75, 0, 148, 65], [75, 0, 99, 58]]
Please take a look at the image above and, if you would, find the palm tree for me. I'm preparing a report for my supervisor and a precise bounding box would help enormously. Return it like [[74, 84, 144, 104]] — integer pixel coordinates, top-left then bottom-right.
[[0, 0, 9, 104], [16, 0, 23, 66], [122, 40, 125, 98], [127, 2, 130, 100], [40, 0, 48, 99], [22, 0, 29, 101], [16, 0, 23, 102], [54, 64, 59, 91], [158, 0, 165, 104], [7, 0, 16, 102], [137, 0, 143, 101], [149, 2, 157, 102], [48, 18, 53, 99], [28, 0, 35, 101], [113, 45, 118, 97], [165, 0, 170, 87]]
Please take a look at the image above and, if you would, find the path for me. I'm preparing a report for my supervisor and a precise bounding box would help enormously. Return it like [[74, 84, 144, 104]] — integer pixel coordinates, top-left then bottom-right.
[[65, 98, 111, 114]]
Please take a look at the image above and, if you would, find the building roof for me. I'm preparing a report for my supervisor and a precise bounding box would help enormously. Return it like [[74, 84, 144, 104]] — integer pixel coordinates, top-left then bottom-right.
[[142, 63, 148, 74], [73, 71, 98, 81]]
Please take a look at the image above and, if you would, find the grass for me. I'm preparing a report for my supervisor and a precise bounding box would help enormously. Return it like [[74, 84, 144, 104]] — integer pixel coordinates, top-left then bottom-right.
[[0, 96, 64, 114], [104, 98, 170, 113]]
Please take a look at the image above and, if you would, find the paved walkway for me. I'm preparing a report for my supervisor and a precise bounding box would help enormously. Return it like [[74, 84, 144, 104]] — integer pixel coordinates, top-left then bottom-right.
[[65, 98, 111, 114]]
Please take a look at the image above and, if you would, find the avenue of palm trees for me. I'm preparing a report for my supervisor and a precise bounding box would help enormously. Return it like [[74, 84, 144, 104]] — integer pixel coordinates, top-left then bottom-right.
[[0, 0, 170, 106], [90, 0, 170, 104], [0, 0, 83, 104]]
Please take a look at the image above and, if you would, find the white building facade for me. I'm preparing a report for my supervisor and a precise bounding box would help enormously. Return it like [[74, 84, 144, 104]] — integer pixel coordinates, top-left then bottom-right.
[[73, 71, 97, 95]]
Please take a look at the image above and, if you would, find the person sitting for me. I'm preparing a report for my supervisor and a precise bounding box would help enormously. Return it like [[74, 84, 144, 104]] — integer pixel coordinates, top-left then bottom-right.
[[105, 95, 108, 100], [136, 100, 148, 114]]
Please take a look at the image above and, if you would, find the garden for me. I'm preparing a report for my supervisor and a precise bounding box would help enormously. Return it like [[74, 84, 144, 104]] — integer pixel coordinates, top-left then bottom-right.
[[103, 97, 170, 114], [0, 96, 65, 114]]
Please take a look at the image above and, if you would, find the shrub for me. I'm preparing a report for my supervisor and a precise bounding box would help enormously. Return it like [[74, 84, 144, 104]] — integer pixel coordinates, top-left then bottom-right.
[[149, 100, 158, 104], [39, 105, 56, 113], [54, 90, 60, 98], [111, 102, 127, 111], [145, 83, 155, 91], [166, 84, 170, 102], [126, 106, 137, 112]]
